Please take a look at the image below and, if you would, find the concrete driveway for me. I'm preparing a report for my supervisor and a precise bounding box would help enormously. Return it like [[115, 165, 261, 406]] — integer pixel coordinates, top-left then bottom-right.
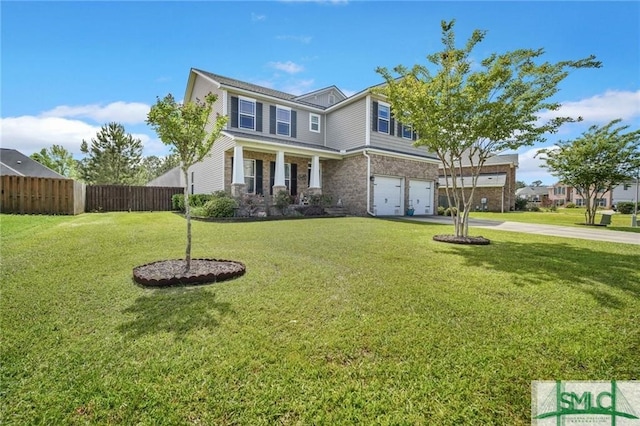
[[401, 215, 640, 245]]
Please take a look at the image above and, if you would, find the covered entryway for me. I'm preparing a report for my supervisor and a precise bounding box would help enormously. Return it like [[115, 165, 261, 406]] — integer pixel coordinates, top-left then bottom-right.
[[409, 179, 434, 215], [373, 176, 403, 216]]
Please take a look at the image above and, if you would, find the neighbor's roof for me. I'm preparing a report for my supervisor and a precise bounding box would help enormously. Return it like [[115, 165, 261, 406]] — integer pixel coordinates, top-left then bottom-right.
[[0, 148, 67, 178]]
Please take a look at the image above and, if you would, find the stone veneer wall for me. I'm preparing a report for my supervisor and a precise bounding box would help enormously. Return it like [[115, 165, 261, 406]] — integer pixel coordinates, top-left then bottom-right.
[[223, 150, 313, 197], [323, 152, 440, 216], [438, 163, 517, 212]]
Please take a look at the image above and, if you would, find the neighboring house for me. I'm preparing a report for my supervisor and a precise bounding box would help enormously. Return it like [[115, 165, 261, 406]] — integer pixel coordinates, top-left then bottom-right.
[[438, 154, 518, 212], [548, 182, 573, 206], [183, 68, 442, 216], [0, 148, 67, 179], [516, 185, 550, 205], [146, 166, 185, 188], [611, 180, 639, 207]]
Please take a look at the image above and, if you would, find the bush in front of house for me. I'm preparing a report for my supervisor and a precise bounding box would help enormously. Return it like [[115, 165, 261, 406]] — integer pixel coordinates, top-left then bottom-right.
[[515, 198, 528, 211], [616, 202, 638, 214], [565, 202, 577, 208], [172, 193, 216, 212], [200, 193, 237, 218], [293, 205, 326, 216], [437, 206, 446, 216], [444, 207, 458, 216]]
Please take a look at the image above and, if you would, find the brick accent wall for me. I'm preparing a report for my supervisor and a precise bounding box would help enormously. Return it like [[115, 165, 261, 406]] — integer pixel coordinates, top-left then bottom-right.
[[323, 152, 439, 216]]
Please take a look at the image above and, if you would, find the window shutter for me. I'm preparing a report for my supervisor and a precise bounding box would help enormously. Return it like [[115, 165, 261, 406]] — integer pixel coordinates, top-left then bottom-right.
[[390, 117, 395, 136], [269, 106, 276, 134], [255, 160, 263, 195], [256, 102, 263, 132], [231, 97, 239, 128], [372, 101, 378, 131], [412, 131, 418, 141], [230, 157, 234, 185], [269, 161, 275, 195], [397, 121, 402, 138], [291, 163, 297, 195], [291, 111, 297, 138]]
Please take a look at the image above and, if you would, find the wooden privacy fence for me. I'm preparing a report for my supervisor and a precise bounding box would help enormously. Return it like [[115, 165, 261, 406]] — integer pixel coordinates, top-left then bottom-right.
[[0, 175, 85, 215], [85, 185, 183, 212]]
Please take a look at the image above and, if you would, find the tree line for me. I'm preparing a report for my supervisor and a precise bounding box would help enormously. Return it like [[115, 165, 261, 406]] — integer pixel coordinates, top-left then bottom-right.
[[29, 122, 179, 185]]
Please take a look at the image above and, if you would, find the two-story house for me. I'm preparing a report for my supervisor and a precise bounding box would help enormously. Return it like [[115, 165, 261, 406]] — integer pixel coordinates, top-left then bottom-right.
[[184, 68, 441, 216]]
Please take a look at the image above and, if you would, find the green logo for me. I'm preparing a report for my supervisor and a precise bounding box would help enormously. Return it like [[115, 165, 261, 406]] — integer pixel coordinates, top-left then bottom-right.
[[532, 381, 639, 425]]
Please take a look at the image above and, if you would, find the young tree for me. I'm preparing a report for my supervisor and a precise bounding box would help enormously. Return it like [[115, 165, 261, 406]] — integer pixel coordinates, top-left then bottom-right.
[[538, 119, 640, 224], [80, 122, 143, 184], [30, 144, 77, 178], [376, 20, 600, 239], [146, 93, 228, 272]]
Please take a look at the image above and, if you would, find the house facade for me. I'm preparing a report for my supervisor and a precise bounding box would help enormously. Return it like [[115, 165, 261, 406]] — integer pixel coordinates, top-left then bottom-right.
[[438, 154, 518, 212], [184, 69, 441, 216], [516, 185, 550, 206]]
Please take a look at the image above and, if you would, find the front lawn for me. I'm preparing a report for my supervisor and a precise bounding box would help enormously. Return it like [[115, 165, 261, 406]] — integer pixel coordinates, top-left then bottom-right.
[[470, 207, 640, 232], [2, 213, 639, 425]]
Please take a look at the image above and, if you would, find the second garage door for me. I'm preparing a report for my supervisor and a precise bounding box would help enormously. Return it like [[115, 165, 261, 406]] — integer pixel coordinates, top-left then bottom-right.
[[373, 176, 403, 216], [409, 180, 434, 215]]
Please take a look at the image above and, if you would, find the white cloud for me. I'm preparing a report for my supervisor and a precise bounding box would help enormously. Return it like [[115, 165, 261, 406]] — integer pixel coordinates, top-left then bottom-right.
[[0, 115, 155, 158], [268, 61, 304, 74], [276, 35, 312, 44], [281, 79, 316, 96], [539, 90, 640, 123], [251, 12, 266, 22], [41, 101, 150, 125], [512, 146, 557, 185]]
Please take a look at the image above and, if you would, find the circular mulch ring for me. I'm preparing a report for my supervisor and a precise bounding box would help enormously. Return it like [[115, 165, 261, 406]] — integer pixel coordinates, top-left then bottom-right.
[[433, 234, 491, 245], [133, 258, 246, 287]]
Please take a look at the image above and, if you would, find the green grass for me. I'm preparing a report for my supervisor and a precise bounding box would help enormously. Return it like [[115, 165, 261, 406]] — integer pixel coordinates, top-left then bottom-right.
[[2, 213, 639, 425], [469, 207, 640, 233]]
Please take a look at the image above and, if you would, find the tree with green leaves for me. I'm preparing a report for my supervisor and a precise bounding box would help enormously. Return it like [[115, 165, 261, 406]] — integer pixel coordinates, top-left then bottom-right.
[[538, 119, 640, 225], [80, 122, 143, 184], [30, 144, 78, 178], [376, 20, 600, 239], [136, 153, 180, 185], [146, 93, 228, 271]]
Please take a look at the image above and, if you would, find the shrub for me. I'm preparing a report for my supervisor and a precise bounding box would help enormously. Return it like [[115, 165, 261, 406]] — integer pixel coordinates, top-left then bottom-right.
[[514, 198, 528, 211], [308, 193, 332, 207], [565, 202, 576, 209], [171, 193, 215, 212], [172, 194, 185, 211], [437, 206, 446, 216], [294, 205, 326, 216], [236, 193, 265, 217], [274, 190, 292, 214], [444, 207, 458, 216], [528, 205, 541, 212], [201, 196, 237, 218], [616, 202, 638, 214], [548, 205, 558, 212]]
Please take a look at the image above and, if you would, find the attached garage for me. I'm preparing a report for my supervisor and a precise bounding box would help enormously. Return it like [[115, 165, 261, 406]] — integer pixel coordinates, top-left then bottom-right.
[[373, 176, 403, 216], [409, 179, 434, 215]]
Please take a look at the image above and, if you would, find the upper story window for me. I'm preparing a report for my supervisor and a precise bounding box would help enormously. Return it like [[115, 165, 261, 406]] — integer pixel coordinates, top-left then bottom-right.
[[401, 124, 413, 139], [328, 94, 336, 105], [239, 97, 256, 130], [377, 102, 390, 134], [309, 114, 321, 133], [276, 106, 291, 136]]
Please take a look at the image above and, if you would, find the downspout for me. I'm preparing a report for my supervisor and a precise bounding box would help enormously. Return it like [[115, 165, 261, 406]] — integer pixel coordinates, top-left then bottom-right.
[[363, 149, 374, 216]]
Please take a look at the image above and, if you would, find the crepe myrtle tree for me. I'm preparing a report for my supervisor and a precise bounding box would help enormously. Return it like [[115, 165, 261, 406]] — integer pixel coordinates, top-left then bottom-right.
[[538, 119, 640, 225], [146, 93, 228, 271], [375, 20, 600, 239]]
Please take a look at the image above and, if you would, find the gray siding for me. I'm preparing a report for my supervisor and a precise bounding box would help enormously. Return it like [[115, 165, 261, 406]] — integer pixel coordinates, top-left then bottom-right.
[[191, 74, 225, 119], [296, 88, 344, 108], [188, 134, 234, 194], [224, 90, 324, 147], [325, 98, 367, 151]]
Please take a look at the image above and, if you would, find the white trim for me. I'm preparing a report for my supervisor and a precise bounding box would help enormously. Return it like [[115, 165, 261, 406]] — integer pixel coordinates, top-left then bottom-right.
[[309, 155, 321, 189], [350, 147, 441, 165], [275, 104, 292, 137], [232, 137, 343, 159], [377, 101, 390, 135], [0, 163, 24, 176], [365, 95, 371, 146], [274, 151, 286, 187], [238, 96, 257, 131], [232, 146, 245, 184], [225, 86, 325, 112], [309, 113, 321, 133], [222, 89, 228, 121]]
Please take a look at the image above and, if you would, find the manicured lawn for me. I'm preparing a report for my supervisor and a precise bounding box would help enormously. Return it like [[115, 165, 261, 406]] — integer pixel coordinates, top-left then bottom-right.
[[470, 207, 640, 233], [2, 213, 639, 425]]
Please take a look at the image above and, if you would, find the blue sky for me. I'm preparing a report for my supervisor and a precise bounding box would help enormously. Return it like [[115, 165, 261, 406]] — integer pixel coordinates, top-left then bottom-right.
[[2, 1, 638, 184]]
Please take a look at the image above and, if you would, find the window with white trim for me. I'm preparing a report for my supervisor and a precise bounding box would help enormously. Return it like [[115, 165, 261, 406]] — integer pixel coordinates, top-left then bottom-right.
[[276, 106, 291, 136], [244, 159, 256, 193], [377, 102, 390, 134], [309, 114, 321, 133], [239, 97, 256, 130]]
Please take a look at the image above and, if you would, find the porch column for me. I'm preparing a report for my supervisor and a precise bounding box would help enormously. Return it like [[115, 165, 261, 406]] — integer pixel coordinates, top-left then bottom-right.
[[272, 150, 287, 194], [308, 155, 322, 195], [231, 145, 246, 196]]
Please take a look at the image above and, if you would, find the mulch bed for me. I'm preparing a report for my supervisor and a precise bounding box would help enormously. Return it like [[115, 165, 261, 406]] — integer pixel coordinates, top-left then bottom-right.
[[133, 259, 246, 287], [433, 234, 491, 245]]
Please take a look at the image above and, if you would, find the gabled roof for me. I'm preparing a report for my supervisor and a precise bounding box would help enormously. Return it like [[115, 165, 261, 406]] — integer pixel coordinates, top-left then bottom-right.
[[294, 85, 346, 102], [0, 148, 66, 178]]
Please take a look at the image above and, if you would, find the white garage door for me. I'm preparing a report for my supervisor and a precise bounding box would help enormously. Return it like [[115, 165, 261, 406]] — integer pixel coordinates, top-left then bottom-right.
[[409, 180, 434, 215], [373, 176, 403, 216]]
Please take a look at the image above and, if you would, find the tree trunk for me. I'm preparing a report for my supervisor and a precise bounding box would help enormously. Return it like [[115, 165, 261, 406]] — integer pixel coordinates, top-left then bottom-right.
[[183, 169, 192, 272]]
